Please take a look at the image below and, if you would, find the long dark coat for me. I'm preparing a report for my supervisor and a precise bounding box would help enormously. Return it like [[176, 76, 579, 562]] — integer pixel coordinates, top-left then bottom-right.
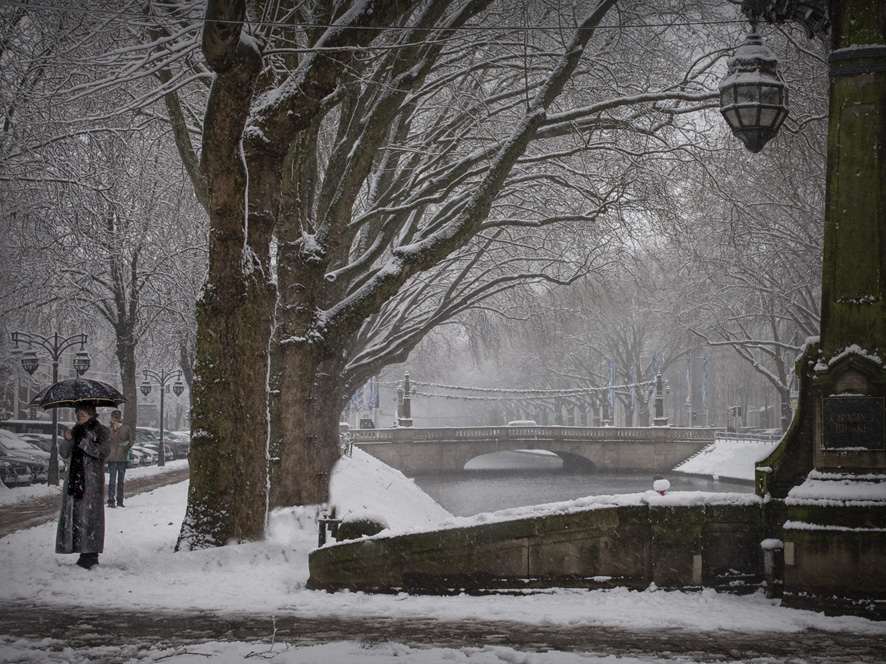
[[56, 417, 110, 554]]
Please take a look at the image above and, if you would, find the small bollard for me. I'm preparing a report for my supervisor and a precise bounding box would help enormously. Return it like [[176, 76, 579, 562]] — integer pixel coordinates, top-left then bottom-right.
[[317, 506, 341, 547], [761, 539, 784, 598]]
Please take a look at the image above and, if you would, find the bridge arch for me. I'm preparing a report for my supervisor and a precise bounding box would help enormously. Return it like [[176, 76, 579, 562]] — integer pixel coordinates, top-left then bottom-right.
[[556, 451, 597, 472]]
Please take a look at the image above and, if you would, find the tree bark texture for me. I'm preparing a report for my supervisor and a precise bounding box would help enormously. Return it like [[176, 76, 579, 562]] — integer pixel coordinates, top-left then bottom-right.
[[178, 0, 269, 549]]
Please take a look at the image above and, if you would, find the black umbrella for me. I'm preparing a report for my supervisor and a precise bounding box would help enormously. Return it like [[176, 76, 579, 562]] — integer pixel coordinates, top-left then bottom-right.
[[27, 378, 127, 410]]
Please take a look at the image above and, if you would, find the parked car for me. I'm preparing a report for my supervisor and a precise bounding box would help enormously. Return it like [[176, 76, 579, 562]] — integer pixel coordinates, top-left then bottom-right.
[[162, 431, 190, 458], [130, 445, 156, 466], [18, 433, 53, 453], [0, 419, 72, 439], [0, 456, 32, 488], [17, 434, 67, 473], [135, 428, 177, 461], [0, 429, 49, 483], [126, 447, 149, 468]]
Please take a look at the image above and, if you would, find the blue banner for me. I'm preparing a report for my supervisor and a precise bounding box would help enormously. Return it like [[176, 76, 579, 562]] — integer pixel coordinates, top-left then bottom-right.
[[352, 376, 379, 410]]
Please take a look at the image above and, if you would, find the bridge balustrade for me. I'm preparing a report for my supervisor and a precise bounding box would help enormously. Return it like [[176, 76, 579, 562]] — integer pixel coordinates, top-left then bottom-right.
[[350, 425, 718, 445]]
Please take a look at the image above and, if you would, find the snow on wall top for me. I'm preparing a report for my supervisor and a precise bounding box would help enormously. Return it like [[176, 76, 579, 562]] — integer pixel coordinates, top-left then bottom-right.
[[673, 437, 780, 482]]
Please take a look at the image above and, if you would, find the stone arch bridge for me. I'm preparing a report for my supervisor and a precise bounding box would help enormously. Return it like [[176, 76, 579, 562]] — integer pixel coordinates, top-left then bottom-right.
[[351, 425, 717, 474]]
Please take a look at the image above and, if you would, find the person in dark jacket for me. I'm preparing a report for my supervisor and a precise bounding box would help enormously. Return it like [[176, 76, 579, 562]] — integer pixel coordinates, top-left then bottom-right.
[[56, 403, 111, 569]]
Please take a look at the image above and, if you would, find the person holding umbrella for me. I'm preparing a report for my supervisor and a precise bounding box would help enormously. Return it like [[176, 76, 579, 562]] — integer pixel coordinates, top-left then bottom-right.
[[57, 402, 110, 569], [26, 377, 125, 569]]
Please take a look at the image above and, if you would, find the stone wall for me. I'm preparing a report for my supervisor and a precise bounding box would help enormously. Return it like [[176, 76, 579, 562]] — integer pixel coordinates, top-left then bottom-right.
[[308, 498, 774, 595]]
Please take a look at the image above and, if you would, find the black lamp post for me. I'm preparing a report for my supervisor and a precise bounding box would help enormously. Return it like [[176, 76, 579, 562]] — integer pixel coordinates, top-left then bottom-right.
[[10, 331, 89, 485], [140, 368, 184, 466]]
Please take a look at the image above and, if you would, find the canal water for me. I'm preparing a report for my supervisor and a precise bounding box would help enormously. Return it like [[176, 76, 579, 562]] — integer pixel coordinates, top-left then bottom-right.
[[411, 451, 753, 517]]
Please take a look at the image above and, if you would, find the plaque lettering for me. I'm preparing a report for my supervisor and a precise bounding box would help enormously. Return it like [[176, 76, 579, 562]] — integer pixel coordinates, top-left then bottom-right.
[[822, 397, 885, 451]]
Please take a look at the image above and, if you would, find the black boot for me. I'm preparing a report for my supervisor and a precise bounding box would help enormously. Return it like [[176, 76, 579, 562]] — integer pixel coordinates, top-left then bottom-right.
[[75, 553, 99, 569]]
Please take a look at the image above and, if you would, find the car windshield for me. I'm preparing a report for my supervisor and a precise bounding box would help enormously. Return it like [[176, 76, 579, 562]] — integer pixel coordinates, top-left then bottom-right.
[[0, 430, 38, 451]]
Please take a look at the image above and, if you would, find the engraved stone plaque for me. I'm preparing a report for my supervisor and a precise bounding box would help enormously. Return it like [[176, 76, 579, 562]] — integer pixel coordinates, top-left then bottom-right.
[[822, 397, 885, 451]]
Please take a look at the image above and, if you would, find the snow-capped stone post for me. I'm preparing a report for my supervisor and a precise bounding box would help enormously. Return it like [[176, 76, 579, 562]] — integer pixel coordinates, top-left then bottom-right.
[[740, 0, 886, 618], [653, 478, 670, 496], [653, 373, 669, 426], [399, 372, 414, 428]]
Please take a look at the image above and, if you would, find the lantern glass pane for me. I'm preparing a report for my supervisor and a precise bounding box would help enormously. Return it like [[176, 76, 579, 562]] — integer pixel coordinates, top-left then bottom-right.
[[738, 107, 759, 126], [723, 109, 740, 130], [736, 84, 759, 104], [774, 108, 788, 128], [760, 86, 782, 105], [759, 108, 777, 127]]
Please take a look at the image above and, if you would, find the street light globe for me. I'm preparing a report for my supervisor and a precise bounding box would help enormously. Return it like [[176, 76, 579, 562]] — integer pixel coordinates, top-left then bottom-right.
[[173, 380, 185, 397], [719, 27, 789, 153], [140, 381, 152, 397], [73, 350, 91, 376]]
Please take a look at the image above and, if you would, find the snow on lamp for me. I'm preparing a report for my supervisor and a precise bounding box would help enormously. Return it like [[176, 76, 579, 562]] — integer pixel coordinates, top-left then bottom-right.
[[719, 25, 789, 153]]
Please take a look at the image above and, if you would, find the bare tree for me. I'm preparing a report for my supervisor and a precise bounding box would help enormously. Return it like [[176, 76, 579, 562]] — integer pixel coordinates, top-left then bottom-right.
[[5, 0, 731, 547]]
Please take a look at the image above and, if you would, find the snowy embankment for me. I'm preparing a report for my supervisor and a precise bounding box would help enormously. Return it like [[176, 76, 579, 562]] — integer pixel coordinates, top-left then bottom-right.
[[673, 436, 780, 482], [1, 448, 885, 663]]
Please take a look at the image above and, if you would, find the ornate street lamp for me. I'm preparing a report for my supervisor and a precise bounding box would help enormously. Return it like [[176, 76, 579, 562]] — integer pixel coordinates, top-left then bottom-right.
[[10, 331, 89, 485], [719, 23, 789, 153], [20, 350, 39, 376], [141, 368, 183, 466], [72, 350, 91, 376]]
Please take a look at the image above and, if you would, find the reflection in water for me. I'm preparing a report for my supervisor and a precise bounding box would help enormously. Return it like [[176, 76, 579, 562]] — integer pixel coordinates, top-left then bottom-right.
[[413, 451, 753, 517]]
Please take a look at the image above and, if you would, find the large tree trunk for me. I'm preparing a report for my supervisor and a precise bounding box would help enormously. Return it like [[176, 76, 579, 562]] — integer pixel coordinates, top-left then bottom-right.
[[177, 0, 269, 549], [114, 327, 138, 433], [269, 349, 344, 508]]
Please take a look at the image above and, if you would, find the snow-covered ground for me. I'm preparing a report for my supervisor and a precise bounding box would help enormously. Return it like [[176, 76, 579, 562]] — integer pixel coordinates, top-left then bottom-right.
[[673, 436, 779, 481], [1, 450, 884, 663]]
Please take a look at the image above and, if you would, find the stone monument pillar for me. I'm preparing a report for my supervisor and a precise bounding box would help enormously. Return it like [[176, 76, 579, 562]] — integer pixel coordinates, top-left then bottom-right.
[[751, 0, 886, 618]]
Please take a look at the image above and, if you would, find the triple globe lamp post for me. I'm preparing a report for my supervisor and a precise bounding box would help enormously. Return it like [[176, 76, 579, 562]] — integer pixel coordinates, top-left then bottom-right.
[[11, 331, 90, 485], [140, 369, 184, 467]]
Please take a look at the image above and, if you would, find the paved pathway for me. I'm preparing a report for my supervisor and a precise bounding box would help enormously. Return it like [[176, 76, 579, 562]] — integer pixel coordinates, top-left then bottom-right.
[[0, 600, 883, 662], [0, 466, 190, 538]]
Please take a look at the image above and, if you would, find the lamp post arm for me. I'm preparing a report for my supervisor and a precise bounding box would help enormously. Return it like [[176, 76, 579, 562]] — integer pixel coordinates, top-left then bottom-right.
[[11, 332, 88, 362], [741, 0, 831, 44]]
